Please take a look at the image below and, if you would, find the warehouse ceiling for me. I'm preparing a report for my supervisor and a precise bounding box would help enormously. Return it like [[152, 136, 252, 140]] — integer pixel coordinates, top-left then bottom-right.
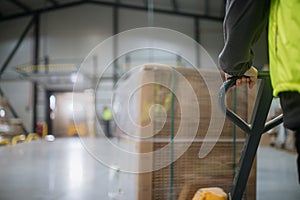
[[0, 0, 225, 90], [0, 0, 225, 22]]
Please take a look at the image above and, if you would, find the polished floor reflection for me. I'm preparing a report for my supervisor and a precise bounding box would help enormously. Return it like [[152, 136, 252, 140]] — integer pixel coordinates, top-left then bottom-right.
[[0, 138, 137, 200], [0, 138, 299, 200]]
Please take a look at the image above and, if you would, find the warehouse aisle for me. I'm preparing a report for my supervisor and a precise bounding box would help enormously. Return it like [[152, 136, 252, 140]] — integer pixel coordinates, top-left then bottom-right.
[[0, 138, 300, 200], [0, 138, 137, 200], [257, 147, 300, 200]]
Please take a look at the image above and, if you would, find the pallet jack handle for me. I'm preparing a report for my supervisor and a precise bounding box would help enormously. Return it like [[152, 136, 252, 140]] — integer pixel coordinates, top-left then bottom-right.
[[219, 71, 283, 133], [218, 71, 283, 200]]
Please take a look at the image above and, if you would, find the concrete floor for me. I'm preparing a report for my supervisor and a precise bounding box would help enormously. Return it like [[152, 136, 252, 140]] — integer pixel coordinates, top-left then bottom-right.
[[0, 138, 299, 200], [257, 147, 300, 200], [0, 138, 137, 200]]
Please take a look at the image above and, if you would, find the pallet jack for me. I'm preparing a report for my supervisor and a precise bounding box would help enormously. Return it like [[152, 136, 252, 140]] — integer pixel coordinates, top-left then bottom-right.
[[218, 71, 283, 200]]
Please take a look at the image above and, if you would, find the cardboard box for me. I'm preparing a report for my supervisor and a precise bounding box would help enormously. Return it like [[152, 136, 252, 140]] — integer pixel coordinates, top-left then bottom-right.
[[117, 66, 256, 200]]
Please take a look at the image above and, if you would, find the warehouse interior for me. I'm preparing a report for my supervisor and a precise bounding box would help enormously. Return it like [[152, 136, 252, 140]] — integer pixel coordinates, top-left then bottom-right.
[[0, 0, 299, 199]]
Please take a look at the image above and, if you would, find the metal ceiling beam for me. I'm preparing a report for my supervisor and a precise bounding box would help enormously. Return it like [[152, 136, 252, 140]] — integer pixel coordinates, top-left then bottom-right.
[[0, 0, 86, 22], [0, 17, 34, 77], [0, 0, 223, 22], [89, 0, 223, 21], [7, 0, 31, 12]]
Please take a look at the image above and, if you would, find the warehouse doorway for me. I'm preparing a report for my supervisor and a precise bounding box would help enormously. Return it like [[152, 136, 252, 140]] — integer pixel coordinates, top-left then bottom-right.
[[46, 91, 95, 137]]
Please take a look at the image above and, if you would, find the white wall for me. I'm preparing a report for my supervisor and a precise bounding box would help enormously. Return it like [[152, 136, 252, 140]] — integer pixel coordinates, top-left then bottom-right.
[[199, 20, 224, 67], [41, 5, 113, 62], [0, 3, 268, 133], [119, 8, 194, 37]]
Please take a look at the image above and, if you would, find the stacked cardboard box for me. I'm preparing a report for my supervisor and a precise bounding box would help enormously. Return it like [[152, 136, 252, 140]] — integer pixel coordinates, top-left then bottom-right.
[[119, 66, 256, 200], [0, 96, 24, 137], [0, 96, 10, 134]]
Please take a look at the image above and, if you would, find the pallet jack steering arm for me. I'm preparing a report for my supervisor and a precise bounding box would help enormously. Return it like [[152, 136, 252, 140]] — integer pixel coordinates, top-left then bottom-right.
[[218, 71, 283, 200]]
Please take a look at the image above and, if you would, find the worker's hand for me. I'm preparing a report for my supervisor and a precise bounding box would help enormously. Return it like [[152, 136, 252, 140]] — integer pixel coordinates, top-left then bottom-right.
[[225, 66, 258, 89]]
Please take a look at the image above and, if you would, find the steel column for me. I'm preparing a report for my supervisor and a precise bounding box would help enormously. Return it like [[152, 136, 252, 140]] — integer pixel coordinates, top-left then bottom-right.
[[32, 14, 40, 132], [171, 0, 178, 12], [194, 17, 200, 68], [113, 2, 119, 85], [45, 90, 52, 135]]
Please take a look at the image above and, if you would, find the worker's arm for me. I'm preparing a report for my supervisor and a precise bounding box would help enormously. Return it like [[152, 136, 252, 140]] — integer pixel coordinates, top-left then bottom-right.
[[218, 0, 270, 78]]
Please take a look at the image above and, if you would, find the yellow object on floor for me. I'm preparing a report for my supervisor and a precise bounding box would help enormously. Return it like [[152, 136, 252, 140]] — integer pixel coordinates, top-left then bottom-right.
[[0, 138, 10, 146], [193, 187, 227, 200], [11, 134, 26, 145], [26, 133, 40, 142]]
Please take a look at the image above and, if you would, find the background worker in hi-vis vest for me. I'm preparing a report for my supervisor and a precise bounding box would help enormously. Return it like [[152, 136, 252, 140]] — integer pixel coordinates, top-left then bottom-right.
[[102, 106, 113, 138]]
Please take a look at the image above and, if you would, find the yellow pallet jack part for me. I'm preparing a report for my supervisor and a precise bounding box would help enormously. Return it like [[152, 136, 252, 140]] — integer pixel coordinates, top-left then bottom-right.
[[193, 187, 227, 200], [42, 123, 48, 138], [12, 134, 26, 145], [26, 133, 40, 142], [0, 138, 10, 146]]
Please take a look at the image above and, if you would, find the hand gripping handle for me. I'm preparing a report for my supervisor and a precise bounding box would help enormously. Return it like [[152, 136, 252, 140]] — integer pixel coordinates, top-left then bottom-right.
[[218, 71, 283, 135]]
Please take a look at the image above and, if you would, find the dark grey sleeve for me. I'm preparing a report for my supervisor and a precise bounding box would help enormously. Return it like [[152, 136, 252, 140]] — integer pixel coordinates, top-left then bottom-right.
[[218, 0, 270, 76]]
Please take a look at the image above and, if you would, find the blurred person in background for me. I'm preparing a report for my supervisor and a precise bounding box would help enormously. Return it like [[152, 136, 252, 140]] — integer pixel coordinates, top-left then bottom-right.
[[102, 106, 113, 138]]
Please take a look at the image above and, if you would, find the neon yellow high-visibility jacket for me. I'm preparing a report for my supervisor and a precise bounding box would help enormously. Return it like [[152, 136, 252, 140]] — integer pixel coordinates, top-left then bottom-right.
[[269, 0, 300, 97], [219, 0, 300, 97], [103, 108, 112, 121]]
